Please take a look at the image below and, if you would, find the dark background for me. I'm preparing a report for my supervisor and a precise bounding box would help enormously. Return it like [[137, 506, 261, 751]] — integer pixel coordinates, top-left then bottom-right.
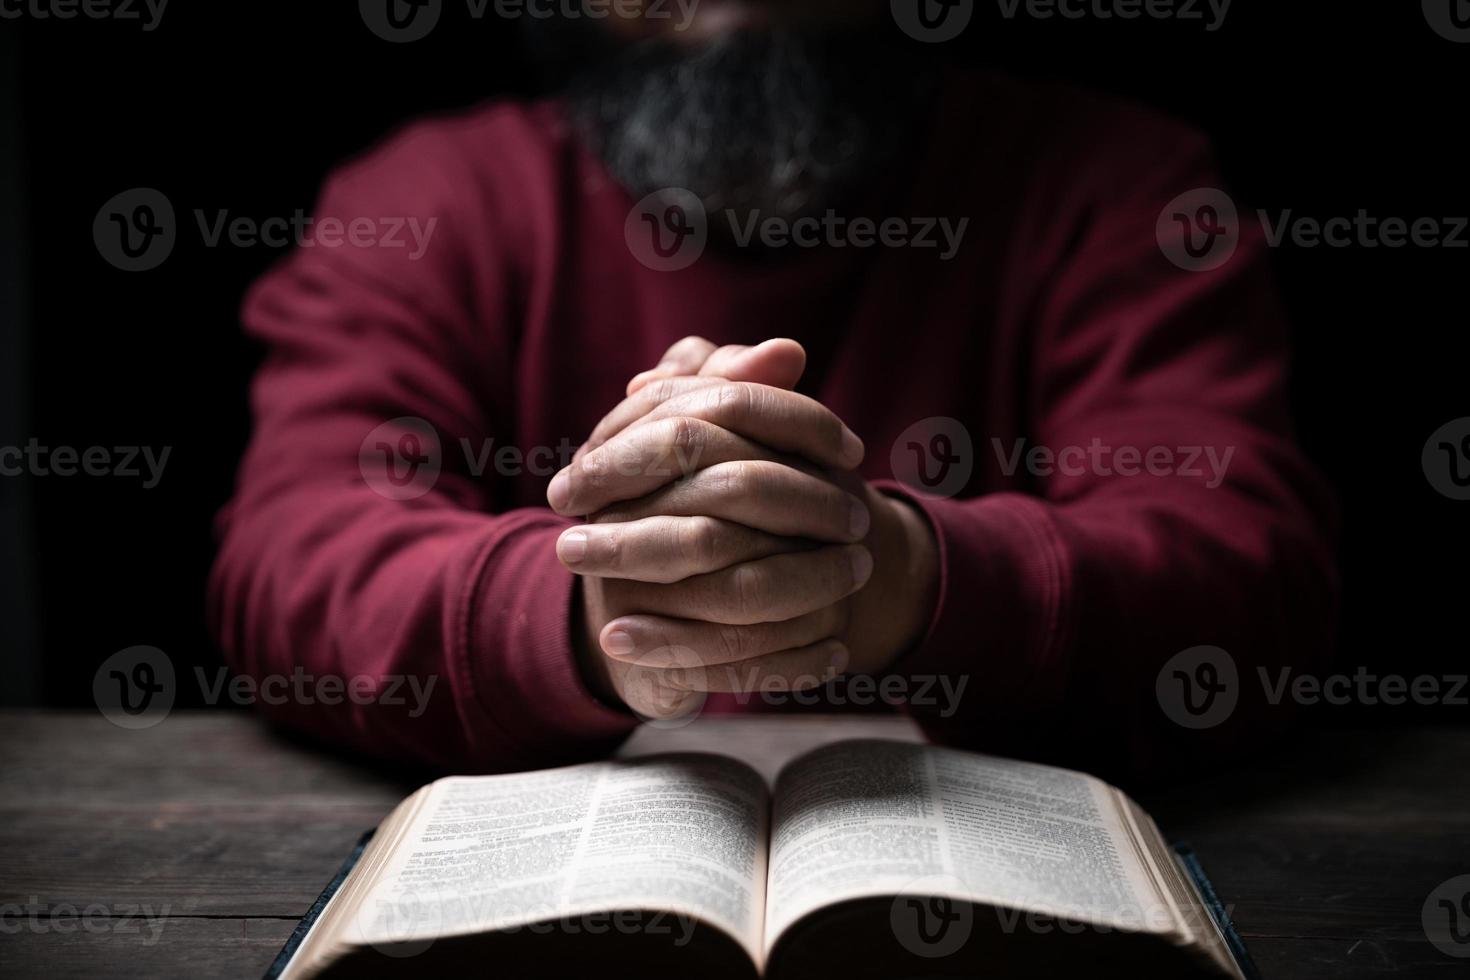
[[1, 4, 1464, 716]]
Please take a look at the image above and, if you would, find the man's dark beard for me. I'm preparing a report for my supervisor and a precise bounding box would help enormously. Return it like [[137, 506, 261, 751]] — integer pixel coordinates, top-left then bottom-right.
[[530, 21, 938, 227]]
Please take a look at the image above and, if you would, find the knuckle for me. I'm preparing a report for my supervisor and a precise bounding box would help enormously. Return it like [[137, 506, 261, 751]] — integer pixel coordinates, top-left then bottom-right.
[[577, 451, 609, 489], [715, 382, 754, 422], [730, 563, 766, 622], [665, 416, 704, 463], [720, 459, 761, 497], [701, 461, 736, 497], [646, 378, 681, 407], [599, 526, 624, 571], [679, 516, 722, 569], [716, 624, 748, 663]]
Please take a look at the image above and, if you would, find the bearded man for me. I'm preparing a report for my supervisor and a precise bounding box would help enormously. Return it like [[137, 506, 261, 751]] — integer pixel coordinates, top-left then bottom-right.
[[209, 0, 1337, 775]]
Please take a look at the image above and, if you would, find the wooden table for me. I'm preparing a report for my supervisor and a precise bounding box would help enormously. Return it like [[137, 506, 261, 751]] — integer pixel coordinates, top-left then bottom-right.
[[1, 712, 1466, 978]]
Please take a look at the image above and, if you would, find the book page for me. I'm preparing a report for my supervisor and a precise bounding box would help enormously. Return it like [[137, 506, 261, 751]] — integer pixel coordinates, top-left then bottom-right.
[[764, 740, 1173, 951], [344, 755, 769, 963]]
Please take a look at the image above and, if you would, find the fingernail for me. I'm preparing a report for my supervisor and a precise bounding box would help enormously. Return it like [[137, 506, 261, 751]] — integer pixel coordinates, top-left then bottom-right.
[[848, 497, 871, 540], [559, 530, 588, 564], [839, 428, 865, 468], [603, 630, 636, 658], [547, 470, 571, 511], [850, 546, 874, 586]]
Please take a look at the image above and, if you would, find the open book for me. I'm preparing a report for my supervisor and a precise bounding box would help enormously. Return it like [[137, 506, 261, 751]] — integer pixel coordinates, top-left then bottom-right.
[[275, 740, 1249, 978]]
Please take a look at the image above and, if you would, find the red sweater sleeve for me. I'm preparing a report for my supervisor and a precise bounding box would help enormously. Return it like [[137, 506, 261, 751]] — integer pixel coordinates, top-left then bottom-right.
[[207, 120, 636, 772], [887, 113, 1338, 776]]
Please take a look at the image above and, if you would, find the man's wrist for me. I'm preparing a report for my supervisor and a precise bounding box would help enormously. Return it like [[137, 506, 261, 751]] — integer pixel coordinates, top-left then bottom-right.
[[885, 490, 941, 660], [851, 487, 940, 676], [570, 577, 624, 710]]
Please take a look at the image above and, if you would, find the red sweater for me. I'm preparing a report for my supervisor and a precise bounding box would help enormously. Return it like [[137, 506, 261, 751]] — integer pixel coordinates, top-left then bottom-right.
[[209, 73, 1337, 775]]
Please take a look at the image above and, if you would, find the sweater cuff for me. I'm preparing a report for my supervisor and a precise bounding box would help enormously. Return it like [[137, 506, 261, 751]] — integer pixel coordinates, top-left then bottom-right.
[[459, 515, 638, 767], [873, 482, 1071, 713]]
